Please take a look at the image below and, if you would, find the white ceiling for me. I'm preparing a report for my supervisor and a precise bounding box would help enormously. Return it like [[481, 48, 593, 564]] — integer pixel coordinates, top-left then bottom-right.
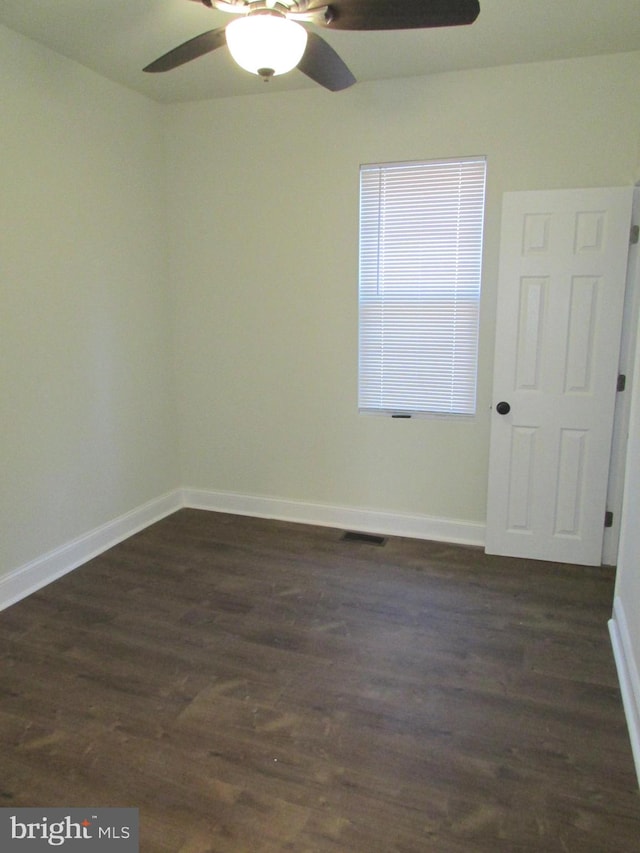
[[1, 1, 640, 103]]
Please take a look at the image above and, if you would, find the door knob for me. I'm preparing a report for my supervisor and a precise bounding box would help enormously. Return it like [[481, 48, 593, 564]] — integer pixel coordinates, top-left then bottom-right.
[[496, 401, 511, 415]]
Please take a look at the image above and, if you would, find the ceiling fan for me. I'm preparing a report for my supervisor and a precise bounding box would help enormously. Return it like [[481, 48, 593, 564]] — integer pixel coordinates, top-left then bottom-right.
[[144, 0, 480, 91]]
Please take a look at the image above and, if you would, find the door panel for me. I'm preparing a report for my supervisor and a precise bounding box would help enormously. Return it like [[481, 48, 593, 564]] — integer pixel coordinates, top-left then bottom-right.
[[486, 188, 633, 565]]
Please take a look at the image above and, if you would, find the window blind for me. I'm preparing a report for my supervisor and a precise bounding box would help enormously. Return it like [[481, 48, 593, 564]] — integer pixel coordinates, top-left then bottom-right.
[[358, 156, 486, 416]]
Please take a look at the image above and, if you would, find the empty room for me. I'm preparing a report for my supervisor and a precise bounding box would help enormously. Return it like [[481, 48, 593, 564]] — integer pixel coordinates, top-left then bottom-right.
[[1, 1, 640, 850]]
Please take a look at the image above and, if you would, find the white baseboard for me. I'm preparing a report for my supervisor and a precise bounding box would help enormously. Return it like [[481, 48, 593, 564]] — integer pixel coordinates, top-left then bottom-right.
[[0, 490, 183, 612], [609, 596, 640, 788], [1, 487, 485, 612], [181, 487, 485, 547]]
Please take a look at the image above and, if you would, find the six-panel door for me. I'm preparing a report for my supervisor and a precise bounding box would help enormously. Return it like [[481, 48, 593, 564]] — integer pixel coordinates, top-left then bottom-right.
[[485, 188, 633, 565]]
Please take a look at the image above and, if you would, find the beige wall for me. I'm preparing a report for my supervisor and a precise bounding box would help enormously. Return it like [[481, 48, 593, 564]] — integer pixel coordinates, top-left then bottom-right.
[[0, 26, 179, 572], [167, 52, 640, 523], [2, 27, 639, 579]]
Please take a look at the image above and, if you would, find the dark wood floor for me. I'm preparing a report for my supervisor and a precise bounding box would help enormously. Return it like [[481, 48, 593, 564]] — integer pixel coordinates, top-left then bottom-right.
[[1, 509, 638, 852]]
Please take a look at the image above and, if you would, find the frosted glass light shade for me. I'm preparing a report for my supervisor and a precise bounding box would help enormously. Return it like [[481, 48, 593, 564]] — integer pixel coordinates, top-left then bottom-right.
[[226, 14, 308, 78]]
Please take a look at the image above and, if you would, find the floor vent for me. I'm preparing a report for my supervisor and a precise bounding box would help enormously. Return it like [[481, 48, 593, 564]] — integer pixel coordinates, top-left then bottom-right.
[[341, 531, 387, 546]]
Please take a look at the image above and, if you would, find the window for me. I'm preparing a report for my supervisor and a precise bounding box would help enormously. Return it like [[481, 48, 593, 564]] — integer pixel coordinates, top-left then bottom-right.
[[358, 156, 486, 416]]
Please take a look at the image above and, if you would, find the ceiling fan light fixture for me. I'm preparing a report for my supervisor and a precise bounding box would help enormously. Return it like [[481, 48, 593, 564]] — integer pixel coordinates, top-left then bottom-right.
[[226, 13, 308, 79]]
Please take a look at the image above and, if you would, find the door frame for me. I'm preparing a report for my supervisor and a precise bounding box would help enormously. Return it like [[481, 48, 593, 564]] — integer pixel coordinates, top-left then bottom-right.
[[604, 185, 640, 566]]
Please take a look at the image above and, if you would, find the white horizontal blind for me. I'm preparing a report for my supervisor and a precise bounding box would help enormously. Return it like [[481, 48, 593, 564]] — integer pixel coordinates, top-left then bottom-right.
[[359, 157, 486, 415]]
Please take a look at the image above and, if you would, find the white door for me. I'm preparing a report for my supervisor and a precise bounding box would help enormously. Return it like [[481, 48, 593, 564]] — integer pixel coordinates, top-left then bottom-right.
[[485, 187, 633, 565]]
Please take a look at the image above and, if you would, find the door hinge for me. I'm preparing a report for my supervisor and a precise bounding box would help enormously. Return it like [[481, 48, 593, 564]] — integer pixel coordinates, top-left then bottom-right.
[[631, 224, 639, 245], [605, 510, 614, 528], [617, 374, 627, 392]]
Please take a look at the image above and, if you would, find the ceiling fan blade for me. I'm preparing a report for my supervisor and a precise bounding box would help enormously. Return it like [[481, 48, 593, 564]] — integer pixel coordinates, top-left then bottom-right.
[[143, 27, 227, 73], [316, 0, 480, 31], [297, 32, 356, 91]]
